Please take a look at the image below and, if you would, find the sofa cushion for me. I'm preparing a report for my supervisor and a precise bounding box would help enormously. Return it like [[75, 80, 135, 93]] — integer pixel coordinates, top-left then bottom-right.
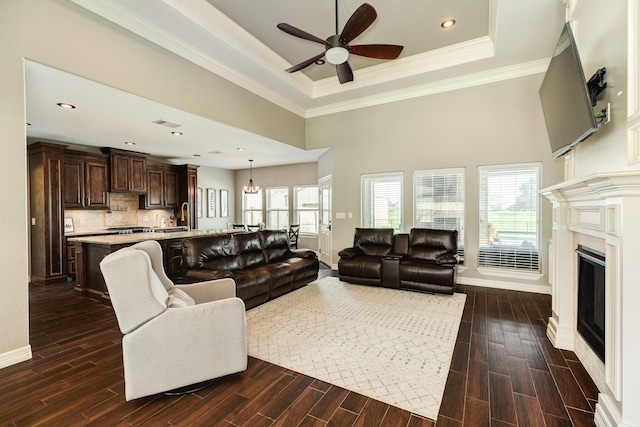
[[353, 228, 394, 257], [407, 229, 458, 262], [182, 234, 238, 270], [259, 230, 290, 263], [338, 255, 384, 279], [234, 232, 265, 269], [232, 268, 271, 301]]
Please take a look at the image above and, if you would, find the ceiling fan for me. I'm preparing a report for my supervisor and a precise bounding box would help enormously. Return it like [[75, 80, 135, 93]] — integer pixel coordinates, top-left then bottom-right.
[[277, 1, 404, 84]]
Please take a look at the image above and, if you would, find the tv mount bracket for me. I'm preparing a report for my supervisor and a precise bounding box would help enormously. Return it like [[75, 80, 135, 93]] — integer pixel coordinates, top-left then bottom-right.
[[587, 67, 610, 125], [587, 67, 607, 107]]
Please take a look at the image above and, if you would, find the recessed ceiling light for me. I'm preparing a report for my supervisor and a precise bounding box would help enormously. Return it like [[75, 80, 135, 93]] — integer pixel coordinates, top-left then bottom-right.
[[171, 131, 183, 136], [193, 154, 201, 157], [124, 141, 136, 146], [441, 19, 456, 29], [26, 123, 31, 126], [237, 147, 245, 151], [57, 102, 76, 109]]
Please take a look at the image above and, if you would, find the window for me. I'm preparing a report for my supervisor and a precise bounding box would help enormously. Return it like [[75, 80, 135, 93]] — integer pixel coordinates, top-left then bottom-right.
[[242, 189, 263, 226], [414, 168, 465, 261], [362, 172, 403, 231], [266, 187, 289, 230], [293, 186, 319, 234], [478, 164, 540, 272]]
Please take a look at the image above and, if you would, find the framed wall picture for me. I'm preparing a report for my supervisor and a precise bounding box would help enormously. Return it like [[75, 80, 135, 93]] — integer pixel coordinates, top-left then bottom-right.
[[220, 189, 229, 218], [207, 188, 216, 217], [197, 187, 203, 218]]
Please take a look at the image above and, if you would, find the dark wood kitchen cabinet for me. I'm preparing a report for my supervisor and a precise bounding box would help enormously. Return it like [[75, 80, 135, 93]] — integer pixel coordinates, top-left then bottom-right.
[[102, 148, 147, 193], [28, 142, 68, 285], [63, 152, 109, 209], [141, 163, 179, 209]]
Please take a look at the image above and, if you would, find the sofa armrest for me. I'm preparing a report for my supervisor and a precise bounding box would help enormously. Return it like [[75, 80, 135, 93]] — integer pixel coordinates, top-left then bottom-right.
[[183, 268, 234, 284], [338, 247, 364, 259], [175, 278, 236, 303], [289, 248, 317, 259], [436, 253, 459, 265]]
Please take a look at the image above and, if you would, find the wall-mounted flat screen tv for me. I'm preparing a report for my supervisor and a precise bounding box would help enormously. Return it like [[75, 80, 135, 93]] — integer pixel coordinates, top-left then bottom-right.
[[539, 22, 598, 159]]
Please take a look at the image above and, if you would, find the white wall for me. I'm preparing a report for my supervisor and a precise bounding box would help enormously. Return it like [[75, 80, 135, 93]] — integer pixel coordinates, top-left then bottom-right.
[[196, 166, 235, 230], [307, 75, 565, 293]]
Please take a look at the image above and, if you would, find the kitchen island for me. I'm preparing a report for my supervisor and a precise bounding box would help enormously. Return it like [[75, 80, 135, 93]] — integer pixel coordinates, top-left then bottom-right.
[[68, 229, 239, 303]]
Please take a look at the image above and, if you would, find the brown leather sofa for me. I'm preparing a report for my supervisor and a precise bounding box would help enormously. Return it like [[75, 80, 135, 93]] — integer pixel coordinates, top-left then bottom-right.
[[181, 230, 319, 309], [338, 228, 458, 295]]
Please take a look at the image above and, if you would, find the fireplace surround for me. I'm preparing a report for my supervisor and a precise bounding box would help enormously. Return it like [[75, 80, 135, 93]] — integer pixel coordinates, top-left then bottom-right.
[[542, 170, 640, 427], [576, 245, 606, 362]]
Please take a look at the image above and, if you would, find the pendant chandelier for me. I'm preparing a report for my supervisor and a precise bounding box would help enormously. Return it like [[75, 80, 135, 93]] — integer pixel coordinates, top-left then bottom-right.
[[243, 159, 259, 194]]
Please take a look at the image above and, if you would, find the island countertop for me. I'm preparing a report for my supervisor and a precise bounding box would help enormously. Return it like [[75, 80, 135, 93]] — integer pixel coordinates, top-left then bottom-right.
[[67, 229, 238, 245]]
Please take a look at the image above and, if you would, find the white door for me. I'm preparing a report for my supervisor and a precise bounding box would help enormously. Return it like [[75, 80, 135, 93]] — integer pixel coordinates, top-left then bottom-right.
[[318, 176, 332, 267]]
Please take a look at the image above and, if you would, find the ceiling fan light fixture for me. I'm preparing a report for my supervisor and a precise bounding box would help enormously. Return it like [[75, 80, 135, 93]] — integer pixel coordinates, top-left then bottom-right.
[[325, 46, 349, 65]]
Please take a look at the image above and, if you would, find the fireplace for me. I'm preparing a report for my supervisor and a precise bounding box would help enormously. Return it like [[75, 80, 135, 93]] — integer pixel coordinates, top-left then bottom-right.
[[576, 245, 605, 362]]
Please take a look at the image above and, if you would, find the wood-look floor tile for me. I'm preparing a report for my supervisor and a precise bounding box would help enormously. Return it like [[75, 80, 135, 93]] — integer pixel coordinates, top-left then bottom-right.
[[434, 415, 461, 427], [530, 369, 570, 419], [567, 407, 597, 427], [353, 398, 389, 427], [520, 339, 549, 371], [470, 332, 489, 362], [467, 359, 489, 402], [327, 407, 358, 427], [309, 385, 349, 421], [450, 341, 470, 374], [566, 360, 600, 401], [488, 342, 510, 376], [548, 365, 592, 411], [489, 372, 517, 425], [438, 370, 466, 421], [507, 356, 536, 397], [272, 387, 325, 427], [464, 397, 490, 427], [513, 392, 545, 427], [539, 337, 568, 367]]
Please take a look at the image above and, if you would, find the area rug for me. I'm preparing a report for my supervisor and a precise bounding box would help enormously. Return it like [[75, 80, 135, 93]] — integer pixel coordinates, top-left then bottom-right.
[[246, 277, 466, 420]]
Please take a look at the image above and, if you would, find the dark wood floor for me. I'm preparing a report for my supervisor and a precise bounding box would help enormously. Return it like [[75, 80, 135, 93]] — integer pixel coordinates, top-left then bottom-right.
[[0, 270, 598, 426]]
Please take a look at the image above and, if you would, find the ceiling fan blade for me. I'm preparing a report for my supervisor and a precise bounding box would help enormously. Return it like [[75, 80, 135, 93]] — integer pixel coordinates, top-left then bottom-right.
[[349, 44, 404, 59], [277, 23, 328, 46], [340, 3, 377, 43], [336, 62, 354, 84], [285, 52, 326, 73]]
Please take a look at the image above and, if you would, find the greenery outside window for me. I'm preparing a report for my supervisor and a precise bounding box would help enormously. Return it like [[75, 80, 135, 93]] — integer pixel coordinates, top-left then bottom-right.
[[266, 187, 289, 230], [478, 163, 540, 272], [414, 168, 465, 262], [293, 186, 319, 234], [362, 172, 403, 231]]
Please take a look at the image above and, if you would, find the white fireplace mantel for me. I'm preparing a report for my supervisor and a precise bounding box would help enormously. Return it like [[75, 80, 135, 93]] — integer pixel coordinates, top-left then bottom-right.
[[542, 170, 640, 427]]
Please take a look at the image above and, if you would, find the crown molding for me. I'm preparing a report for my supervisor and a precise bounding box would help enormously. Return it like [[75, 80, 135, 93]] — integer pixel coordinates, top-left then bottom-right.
[[71, 0, 546, 121], [306, 58, 550, 118], [70, 0, 308, 117]]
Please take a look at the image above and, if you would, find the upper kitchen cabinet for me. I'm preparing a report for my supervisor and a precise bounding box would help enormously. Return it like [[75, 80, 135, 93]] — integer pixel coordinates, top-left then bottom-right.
[[63, 151, 109, 209], [141, 162, 179, 209], [101, 148, 147, 193]]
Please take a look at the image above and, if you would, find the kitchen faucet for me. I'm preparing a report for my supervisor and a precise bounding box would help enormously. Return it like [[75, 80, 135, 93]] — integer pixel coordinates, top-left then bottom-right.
[[180, 201, 190, 230]]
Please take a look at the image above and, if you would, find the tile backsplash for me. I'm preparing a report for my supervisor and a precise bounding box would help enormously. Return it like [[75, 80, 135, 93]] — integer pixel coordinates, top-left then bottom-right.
[[65, 193, 175, 233]]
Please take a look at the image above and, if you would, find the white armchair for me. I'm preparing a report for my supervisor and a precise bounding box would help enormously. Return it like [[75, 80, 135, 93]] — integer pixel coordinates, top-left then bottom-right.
[[99, 240, 247, 401]]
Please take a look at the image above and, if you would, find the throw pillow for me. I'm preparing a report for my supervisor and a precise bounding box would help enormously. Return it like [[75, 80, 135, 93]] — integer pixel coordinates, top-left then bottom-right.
[[167, 288, 196, 308]]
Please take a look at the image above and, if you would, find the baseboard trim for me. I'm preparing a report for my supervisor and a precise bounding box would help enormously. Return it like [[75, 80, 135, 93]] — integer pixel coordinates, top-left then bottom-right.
[[594, 392, 627, 427], [0, 345, 32, 369], [456, 276, 552, 295]]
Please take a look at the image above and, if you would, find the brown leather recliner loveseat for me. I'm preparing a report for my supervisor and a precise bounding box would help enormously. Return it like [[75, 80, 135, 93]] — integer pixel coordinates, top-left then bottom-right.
[[338, 228, 459, 295], [181, 230, 319, 309]]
